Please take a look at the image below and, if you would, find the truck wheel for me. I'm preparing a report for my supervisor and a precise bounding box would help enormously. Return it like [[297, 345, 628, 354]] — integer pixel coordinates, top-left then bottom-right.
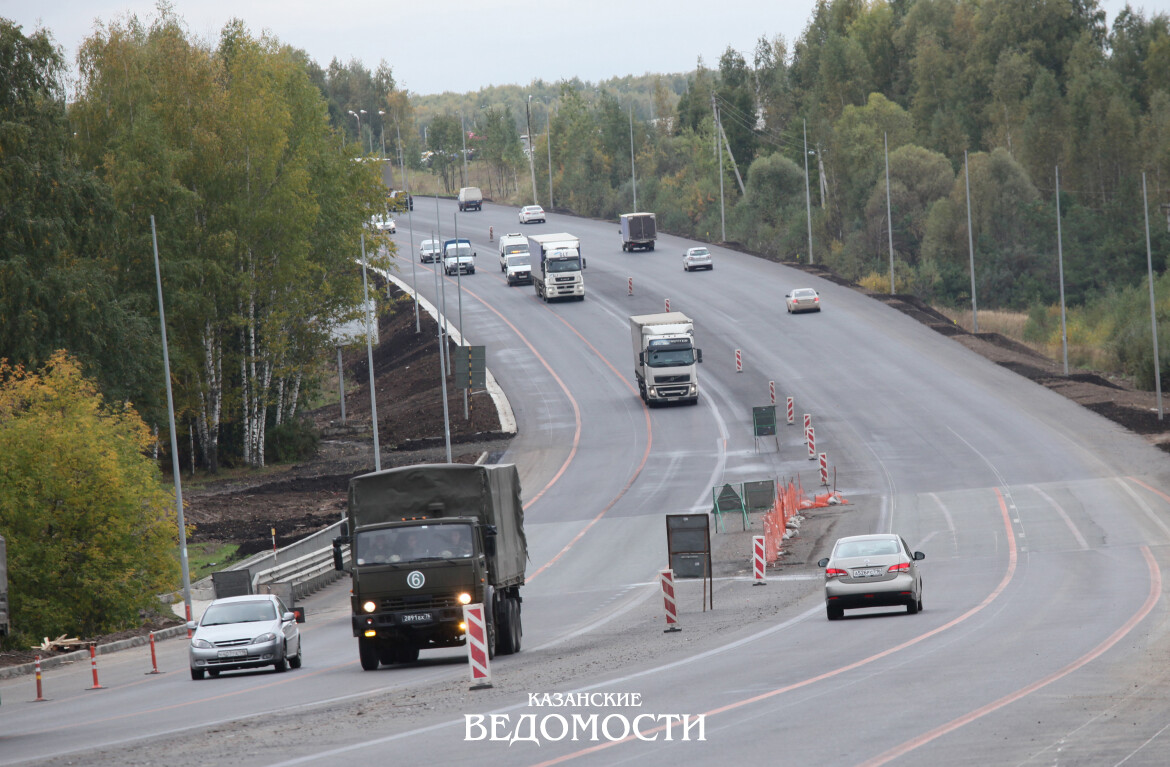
[[358, 636, 380, 671], [377, 644, 397, 666], [648, 242, 655, 251], [511, 598, 522, 653]]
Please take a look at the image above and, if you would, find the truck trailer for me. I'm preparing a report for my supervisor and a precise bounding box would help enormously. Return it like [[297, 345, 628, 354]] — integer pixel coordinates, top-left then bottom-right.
[[334, 463, 527, 669], [620, 212, 657, 251], [630, 312, 703, 406], [528, 232, 585, 302]]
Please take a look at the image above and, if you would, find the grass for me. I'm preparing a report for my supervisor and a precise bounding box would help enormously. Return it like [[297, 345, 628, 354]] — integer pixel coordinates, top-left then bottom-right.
[[186, 542, 242, 581]]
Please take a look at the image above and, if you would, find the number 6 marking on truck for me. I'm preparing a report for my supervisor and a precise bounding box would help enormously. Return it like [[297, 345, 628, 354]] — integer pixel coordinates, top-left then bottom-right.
[[407, 571, 426, 589]]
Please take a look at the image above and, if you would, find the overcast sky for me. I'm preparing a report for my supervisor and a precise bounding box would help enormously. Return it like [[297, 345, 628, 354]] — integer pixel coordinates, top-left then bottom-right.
[[5, 0, 1169, 96]]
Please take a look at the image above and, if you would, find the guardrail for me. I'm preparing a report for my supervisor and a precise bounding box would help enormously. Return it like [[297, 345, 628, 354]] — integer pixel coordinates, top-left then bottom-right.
[[252, 545, 351, 601]]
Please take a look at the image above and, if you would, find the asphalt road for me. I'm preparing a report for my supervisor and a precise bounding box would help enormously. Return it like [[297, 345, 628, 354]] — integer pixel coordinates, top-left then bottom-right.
[[4, 198, 1170, 766]]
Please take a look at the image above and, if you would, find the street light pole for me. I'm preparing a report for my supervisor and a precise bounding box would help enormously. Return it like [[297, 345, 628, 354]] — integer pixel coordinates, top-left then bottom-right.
[[546, 103, 554, 209], [460, 112, 469, 187], [526, 95, 538, 205], [347, 110, 361, 151]]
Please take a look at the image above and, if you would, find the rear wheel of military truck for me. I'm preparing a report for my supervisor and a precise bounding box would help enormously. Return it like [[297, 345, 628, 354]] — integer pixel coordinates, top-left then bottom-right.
[[495, 595, 520, 655], [358, 636, 380, 671]]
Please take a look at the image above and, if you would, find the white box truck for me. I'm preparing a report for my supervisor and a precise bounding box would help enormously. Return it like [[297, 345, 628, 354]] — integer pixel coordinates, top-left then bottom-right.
[[498, 233, 532, 286], [630, 312, 703, 406], [528, 232, 585, 302], [620, 212, 657, 251]]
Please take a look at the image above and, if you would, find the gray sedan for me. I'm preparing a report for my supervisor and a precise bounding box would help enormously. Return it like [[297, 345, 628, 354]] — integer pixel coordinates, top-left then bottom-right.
[[188, 594, 303, 679], [817, 534, 924, 620], [785, 288, 821, 313]]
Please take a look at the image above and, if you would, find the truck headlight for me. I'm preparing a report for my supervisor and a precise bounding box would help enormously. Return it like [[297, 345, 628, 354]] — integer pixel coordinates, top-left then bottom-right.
[[648, 387, 657, 397], [457, 592, 472, 605], [363, 601, 377, 613], [689, 384, 697, 394]]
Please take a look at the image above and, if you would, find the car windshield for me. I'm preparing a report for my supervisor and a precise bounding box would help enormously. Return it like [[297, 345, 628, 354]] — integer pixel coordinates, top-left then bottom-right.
[[546, 257, 580, 273], [356, 524, 474, 564], [835, 539, 900, 558], [503, 245, 528, 256], [201, 601, 276, 626], [525, 207, 542, 214], [445, 246, 472, 258], [421, 241, 436, 251], [794, 290, 816, 298], [507, 255, 531, 267], [647, 348, 696, 367], [689, 249, 709, 257]]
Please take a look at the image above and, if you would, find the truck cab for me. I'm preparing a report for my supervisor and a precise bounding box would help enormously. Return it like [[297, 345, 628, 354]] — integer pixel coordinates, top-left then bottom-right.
[[528, 233, 585, 302]]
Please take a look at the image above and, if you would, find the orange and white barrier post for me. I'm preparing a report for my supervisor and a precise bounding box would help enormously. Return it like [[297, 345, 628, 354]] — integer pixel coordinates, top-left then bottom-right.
[[87, 645, 104, 690], [807, 426, 816, 460], [752, 535, 766, 585], [147, 631, 161, 675], [786, 397, 794, 424], [34, 655, 46, 702], [665, 298, 671, 312], [463, 603, 493, 689], [803, 413, 811, 432], [735, 349, 742, 373], [628, 277, 633, 296], [819, 453, 828, 485], [769, 381, 775, 405], [660, 568, 681, 632]]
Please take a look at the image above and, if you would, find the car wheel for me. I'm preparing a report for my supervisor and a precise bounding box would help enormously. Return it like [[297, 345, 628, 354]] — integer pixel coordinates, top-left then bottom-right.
[[273, 652, 288, 673], [288, 640, 303, 669], [827, 605, 843, 621], [190, 667, 205, 680], [906, 598, 919, 615]]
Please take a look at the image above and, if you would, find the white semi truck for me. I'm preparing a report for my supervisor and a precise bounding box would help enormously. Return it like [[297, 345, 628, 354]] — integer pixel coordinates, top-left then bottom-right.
[[528, 233, 585, 302], [630, 312, 703, 406]]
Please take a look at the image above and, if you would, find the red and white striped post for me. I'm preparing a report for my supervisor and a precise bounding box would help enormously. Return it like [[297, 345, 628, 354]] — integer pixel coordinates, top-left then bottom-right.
[[819, 453, 829, 485], [735, 349, 742, 373], [147, 631, 161, 675], [462, 603, 493, 689], [752, 535, 766, 585], [786, 397, 794, 425], [769, 380, 775, 405], [87, 645, 104, 690], [803, 413, 811, 432], [660, 568, 681, 632], [628, 277, 633, 296], [34, 655, 46, 702], [665, 298, 671, 312], [807, 426, 816, 460]]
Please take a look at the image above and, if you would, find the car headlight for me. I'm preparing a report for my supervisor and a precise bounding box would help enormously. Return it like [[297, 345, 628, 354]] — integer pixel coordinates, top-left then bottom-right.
[[191, 638, 213, 649], [252, 632, 277, 644], [363, 601, 377, 613]]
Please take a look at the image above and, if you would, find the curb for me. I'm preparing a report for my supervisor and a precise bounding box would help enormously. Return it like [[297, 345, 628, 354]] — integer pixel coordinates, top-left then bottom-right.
[[0, 624, 189, 681]]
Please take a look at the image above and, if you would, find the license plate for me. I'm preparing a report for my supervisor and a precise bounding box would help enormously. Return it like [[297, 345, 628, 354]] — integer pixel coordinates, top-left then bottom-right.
[[217, 649, 247, 658], [853, 568, 884, 578], [400, 612, 432, 623]]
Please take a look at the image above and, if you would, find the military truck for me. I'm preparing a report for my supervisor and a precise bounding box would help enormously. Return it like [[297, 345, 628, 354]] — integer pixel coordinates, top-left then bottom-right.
[[333, 464, 526, 670]]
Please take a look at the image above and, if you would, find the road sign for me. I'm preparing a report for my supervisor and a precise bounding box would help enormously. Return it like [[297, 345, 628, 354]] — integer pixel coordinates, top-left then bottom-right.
[[752, 406, 777, 437], [453, 345, 486, 389]]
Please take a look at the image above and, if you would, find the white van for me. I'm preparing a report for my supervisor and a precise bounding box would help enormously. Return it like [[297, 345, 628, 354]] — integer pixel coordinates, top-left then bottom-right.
[[457, 187, 483, 212]]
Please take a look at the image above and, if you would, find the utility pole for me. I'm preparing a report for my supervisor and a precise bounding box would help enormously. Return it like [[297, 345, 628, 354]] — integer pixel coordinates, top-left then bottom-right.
[[1055, 166, 1069, 375], [359, 231, 381, 472], [460, 112, 469, 187], [964, 150, 978, 333], [1144, 172, 1164, 420], [547, 104, 554, 209], [398, 123, 420, 334]]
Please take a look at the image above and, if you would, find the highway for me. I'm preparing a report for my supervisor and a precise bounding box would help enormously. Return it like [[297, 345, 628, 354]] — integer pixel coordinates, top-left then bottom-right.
[[3, 197, 1170, 766]]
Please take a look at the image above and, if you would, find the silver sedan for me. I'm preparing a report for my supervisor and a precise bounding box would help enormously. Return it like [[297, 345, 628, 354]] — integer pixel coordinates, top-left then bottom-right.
[[683, 247, 713, 271], [785, 288, 820, 313], [188, 594, 303, 679], [817, 534, 924, 620]]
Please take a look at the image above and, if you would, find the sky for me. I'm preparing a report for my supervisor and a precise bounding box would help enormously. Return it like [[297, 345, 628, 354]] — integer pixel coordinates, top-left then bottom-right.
[[4, 0, 1170, 96]]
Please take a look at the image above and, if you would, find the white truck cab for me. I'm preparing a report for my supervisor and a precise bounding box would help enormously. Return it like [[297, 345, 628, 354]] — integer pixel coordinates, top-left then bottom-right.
[[498, 233, 532, 286]]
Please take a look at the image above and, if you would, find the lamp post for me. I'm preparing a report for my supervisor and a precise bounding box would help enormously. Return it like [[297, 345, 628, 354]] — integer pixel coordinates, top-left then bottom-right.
[[525, 95, 538, 205], [378, 109, 387, 161], [546, 102, 554, 210], [348, 109, 363, 153]]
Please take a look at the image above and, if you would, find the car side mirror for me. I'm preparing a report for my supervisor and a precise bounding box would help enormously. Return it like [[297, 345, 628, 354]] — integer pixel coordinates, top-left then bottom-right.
[[282, 611, 296, 623], [696, 349, 703, 363], [817, 558, 829, 568], [186, 620, 198, 631], [913, 551, 925, 561]]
